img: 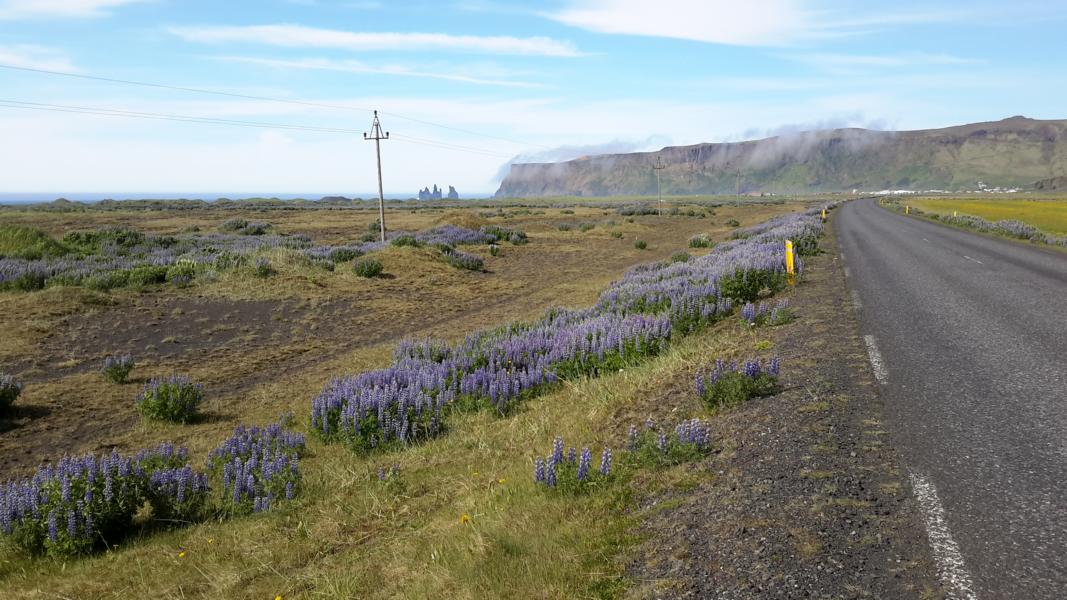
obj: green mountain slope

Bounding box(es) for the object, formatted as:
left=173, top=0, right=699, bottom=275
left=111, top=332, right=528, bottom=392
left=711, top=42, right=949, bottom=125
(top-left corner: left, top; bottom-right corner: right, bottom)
left=495, top=116, right=1067, bottom=197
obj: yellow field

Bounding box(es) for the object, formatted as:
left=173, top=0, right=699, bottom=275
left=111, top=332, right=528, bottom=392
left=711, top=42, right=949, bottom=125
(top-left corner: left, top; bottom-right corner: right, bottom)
left=911, top=198, right=1067, bottom=235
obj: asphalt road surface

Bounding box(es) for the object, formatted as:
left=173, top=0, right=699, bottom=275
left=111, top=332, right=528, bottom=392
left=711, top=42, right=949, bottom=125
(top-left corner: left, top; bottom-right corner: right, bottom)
left=835, top=198, right=1067, bottom=599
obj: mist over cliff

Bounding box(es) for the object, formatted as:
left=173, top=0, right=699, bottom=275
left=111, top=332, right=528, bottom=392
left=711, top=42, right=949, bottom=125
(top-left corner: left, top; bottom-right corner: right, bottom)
left=495, top=117, right=1067, bottom=197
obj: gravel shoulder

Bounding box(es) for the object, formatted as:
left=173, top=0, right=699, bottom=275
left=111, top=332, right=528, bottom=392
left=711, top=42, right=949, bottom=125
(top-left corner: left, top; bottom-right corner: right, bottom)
left=626, top=221, right=946, bottom=598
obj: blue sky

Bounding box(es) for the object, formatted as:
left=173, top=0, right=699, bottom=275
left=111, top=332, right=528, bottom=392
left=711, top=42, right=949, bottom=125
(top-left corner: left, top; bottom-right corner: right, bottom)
left=1, top=0, right=1066, bottom=196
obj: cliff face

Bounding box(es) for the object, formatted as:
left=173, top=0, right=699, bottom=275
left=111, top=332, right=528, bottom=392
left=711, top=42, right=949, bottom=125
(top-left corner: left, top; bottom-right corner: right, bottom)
left=495, top=117, right=1067, bottom=197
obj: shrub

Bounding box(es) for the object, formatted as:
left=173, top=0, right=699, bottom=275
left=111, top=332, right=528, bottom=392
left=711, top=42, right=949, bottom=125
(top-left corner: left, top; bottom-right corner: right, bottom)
left=560, top=209, right=575, bottom=214
left=366, top=220, right=382, bottom=234
left=670, top=251, right=690, bottom=263
left=85, top=270, right=130, bottom=291
left=219, top=218, right=269, bottom=235
left=726, top=219, right=741, bottom=227
left=353, top=258, right=384, bottom=278
left=446, top=250, right=484, bottom=271
left=480, top=225, right=528, bottom=245
left=0, top=225, right=68, bottom=260
left=127, top=265, right=168, bottom=287
left=102, top=355, right=134, bottom=384
left=329, top=247, right=363, bottom=262
left=207, top=420, right=305, bottom=514
left=634, top=240, right=647, bottom=250
left=390, top=235, right=420, bottom=248
left=696, top=357, right=780, bottom=408
left=136, top=375, right=204, bottom=423
left=617, top=205, right=658, bottom=216
left=533, top=437, right=612, bottom=494
left=688, top=233, right=714, bottom=248
left=717, top=267, right=787, bottom=303
left=579, top=222, right=595, bottom=232
left=166, top=260, right=196, bottom=284
left=610, top=231, right=624, bottom=239
left=360, top=232, right=378, bottom=243
left=625, top=418, right=712, bottom=467
left=557, top=223, right=572, bottom=232
left=489, top=244, right=500, bottom=257
left=0, top=373, right=22, bottom=413
left=253, top=257, right=274, bottom=278
left=0, top=444, right=205, bottom=557
left=740, top=299, right=793, bottom=327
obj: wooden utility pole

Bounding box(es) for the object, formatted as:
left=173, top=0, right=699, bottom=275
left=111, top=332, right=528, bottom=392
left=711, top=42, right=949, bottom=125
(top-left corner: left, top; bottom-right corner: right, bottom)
left=652, top=158, right=666, bottom=215
left=364, top=110, right=389, bottom=242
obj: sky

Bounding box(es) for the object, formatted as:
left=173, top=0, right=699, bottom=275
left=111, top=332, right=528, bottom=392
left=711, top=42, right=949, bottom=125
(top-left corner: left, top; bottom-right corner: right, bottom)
left=1, top=0, right=1066, bottom=197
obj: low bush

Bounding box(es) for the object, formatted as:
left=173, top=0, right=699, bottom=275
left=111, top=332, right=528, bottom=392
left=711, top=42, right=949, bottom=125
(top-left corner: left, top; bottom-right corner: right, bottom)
left=634, top=240, right=648, bottom=250
left=688, top=233, right=714, bottom=248
left=557, top=223, right=572, bottom=232
left=390, top=235, right=420, bottom=248
left=446, top=250, right=484, bottom=271
left=740, top=299, right=793, bottom=327
left=579, top=222, right=595, bottom=232
left=489, top=244, right=500, bottom=257
left=0, top=373, right=22, bottom=413
left=533, top=437, right=613, bottom=495
left=0, top=225, right=69, bottom=260
left=625, top=418, right=712, bottom=467
left=136, top=375, right=203, bottom=423
left=253, top=257, right=274, bottom=278
left=0, top=444, right=205, bottom=557
left=207, top=420, right=305, bottom=515
left=670, top=251, right=690, bottom=263
left=610, top=231, right=624, bottom=239
left=102, top=354, right=135, bottom=384
left=219, top=218, right=270, bottom=235
left=353, top=258, right=384, bottom=278
left=726, top=219, right=741, bottom=227
left=127, top=265, right=168, bottom=287
left=696, top=357, right=780, bottom=408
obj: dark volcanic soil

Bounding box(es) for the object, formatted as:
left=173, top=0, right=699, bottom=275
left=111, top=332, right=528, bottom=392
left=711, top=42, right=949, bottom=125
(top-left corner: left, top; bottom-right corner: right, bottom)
left=625, top=226, right=946, bottom=598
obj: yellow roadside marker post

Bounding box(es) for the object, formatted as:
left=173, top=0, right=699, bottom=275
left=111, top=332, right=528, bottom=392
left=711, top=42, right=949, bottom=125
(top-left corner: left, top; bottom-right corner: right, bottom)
left=821, top=208, right=827, bottom=222
left=905, top=205, right=910, bottom=215
left=954, top=210, right=958, bottom=217
left=785, top=240, right=796, bottom=286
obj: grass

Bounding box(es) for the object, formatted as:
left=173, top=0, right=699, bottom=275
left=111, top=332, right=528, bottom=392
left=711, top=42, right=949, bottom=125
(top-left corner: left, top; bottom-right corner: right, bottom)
left=911, top=197, right=1067, bottom=235
left=0, top=199, right=808, bottom=598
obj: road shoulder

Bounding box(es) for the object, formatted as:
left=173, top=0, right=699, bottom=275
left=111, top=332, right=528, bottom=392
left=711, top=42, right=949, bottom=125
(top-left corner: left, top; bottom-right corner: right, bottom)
left=625, top=221, right=946, bottom=598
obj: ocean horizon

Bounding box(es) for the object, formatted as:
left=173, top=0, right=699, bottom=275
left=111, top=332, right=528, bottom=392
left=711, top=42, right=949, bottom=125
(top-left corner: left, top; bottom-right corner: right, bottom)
left=0, top=192, right=495, bottom=204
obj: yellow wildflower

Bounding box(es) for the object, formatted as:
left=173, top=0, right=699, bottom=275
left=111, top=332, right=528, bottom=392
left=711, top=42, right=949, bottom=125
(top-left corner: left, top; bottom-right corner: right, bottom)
left=459, top=514, right=471, bottom=525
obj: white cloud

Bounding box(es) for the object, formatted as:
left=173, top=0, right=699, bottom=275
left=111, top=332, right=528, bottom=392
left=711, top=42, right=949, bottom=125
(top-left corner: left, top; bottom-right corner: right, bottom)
left=0, top=45, right=79, bottom=71
left=550, top=0, right=817, bottom=46
left=548, top=0, right=994, bottom=47
left=170, top=24, right=582, bottom=57
left=213, top=55, right=545, bottom=88
left=0, top=0, right=144, bottom=19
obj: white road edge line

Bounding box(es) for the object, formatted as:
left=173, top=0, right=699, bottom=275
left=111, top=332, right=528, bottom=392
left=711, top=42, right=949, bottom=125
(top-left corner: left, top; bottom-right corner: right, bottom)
left=851, top=289, right=863, bottom=309
left=909, top=472, right=979, bottom=600
left=963, top=255, right=984, bottom=265
left=844, top=266, right=851, bottom=278
left=863, top=334, right=887, bottom=384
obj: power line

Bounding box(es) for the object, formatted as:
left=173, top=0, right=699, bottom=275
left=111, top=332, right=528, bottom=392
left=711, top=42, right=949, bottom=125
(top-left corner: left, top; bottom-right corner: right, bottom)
left=0, top=98, right=516, bottom=158
left=0, top=62, right=550, bottom=150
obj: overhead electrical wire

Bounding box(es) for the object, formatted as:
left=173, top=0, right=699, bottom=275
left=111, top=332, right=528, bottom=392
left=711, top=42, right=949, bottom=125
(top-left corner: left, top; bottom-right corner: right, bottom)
left=0, top=62, right=550, bottom=151
left=0, top=98, right=515, bottom=158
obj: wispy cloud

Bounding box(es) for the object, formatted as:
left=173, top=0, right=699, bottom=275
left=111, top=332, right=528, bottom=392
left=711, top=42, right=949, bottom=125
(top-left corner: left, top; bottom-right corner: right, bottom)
left=213, top=55, right=546, bottom=88
left=0, top=44, right=79, bottom=70
left=548, top=0, right=1000, bottom=47
left=778, top=51, right=982, bottom=75
left=170, top=24, right=582, bottom=57
left=495, top=135, right=670, bottom=179
left=0, top=0, right=145, bottom=19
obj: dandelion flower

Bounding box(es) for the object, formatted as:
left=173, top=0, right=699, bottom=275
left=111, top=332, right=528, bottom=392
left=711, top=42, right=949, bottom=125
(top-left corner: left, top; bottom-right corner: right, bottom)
left=497, top=478, right=506, bottom=485
left=459, top=514, right=471, bottom=525
left=178, top=551, right=186, bottom=558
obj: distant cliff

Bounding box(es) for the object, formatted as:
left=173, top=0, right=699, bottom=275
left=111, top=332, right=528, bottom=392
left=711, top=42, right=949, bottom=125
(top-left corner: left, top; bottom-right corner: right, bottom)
left=495, top=116, right=1067, bottom=197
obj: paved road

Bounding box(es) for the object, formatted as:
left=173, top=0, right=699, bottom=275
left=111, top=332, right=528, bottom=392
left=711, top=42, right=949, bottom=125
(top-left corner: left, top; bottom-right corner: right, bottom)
left=835, top=198, right=1067, bottom=599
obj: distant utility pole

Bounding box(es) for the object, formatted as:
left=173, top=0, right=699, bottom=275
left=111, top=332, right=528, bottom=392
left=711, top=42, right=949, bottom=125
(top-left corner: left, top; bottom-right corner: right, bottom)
left=652, top=158, right=666, bottom=215
left=364, top=110, right=389, bottom=243
left=736, top=169, right=743, bottom=208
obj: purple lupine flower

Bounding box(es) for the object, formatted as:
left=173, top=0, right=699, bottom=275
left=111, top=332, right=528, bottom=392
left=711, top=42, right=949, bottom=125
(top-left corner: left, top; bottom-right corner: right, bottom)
left=741, top=302, right=756, bottom=323
left=534, top=458, right=545, bottom=483
left=47, top=510, right=58, bottom=543
left=552, top=437, right=564, bottom=466
left=567, top=447, right=577, bottom=465
left=769, top=356, right=781, bottom=378
left=627, top=425, right=638, bottom=450
left=658, top=433, right=668, bottom=454
left=600, top=448, right=613, bottom=476
left=577, top=448, right=592, bottom=481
